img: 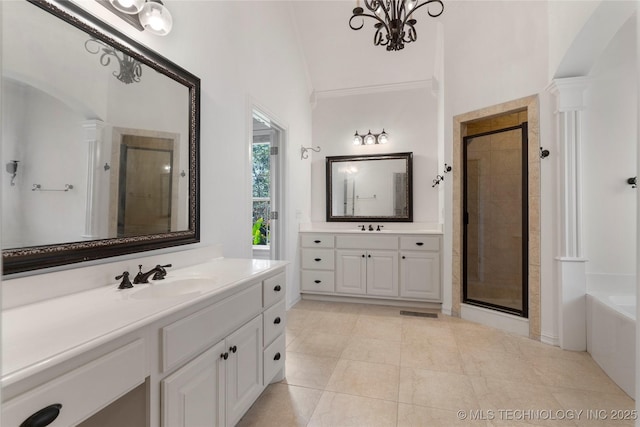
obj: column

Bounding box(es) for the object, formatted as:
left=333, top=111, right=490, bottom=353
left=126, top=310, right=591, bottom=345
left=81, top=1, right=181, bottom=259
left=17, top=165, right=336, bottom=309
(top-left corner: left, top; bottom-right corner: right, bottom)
left=547, top=77, right=590, bottom=350
left=82, top=120, right=105, bottom=240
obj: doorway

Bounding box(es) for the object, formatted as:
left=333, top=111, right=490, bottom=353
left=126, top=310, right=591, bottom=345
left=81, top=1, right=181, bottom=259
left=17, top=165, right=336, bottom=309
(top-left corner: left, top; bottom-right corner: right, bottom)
left=251, top=109, right=283, bottom=260
left=463, top=123, right=529, bottom=317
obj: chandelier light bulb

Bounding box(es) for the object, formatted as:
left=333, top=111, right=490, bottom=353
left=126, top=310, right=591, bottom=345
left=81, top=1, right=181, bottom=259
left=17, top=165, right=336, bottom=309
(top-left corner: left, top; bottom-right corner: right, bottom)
left=110, top=0, right=145, bottom=14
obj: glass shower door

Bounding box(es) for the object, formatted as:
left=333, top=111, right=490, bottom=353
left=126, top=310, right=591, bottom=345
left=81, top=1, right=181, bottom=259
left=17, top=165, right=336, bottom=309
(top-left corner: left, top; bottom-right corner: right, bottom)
left=463, top=124, right=528, bottom=317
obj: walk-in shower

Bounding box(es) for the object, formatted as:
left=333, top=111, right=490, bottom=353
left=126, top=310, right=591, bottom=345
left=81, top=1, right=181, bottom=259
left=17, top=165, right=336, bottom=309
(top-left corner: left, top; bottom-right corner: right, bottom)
left=463, top=123, right=529, bottom=317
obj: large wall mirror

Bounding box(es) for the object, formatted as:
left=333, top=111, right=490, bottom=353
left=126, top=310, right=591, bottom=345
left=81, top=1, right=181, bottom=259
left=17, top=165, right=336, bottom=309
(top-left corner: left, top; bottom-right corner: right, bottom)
left=326, top=152, right=413, bottom=222
left=2, top=0, right=200, bottom=275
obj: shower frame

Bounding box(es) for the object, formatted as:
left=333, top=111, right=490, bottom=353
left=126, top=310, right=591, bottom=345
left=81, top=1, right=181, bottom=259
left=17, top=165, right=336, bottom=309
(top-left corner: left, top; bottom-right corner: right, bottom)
left=462, top=123, right=529, bottom=318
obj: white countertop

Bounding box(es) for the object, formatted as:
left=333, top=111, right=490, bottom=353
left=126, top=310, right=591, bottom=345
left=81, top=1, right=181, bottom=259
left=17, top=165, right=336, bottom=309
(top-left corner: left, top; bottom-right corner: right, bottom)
left=1, top=258, right=287, bottom=388
left=299, top=222, right=443, bottom=235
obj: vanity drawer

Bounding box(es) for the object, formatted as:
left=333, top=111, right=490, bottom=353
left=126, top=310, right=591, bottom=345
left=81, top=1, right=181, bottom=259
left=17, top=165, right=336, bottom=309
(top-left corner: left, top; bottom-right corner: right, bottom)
left=301, top=249, right=335, bottom=270
left=301, top=270, right=335, bottom=293
left=263, top=333, right=286, bottom=385
left=162, top=283, right=262, bottom=372
left=301, top=234, right=334, bottom=248
left=336, top=235, right=398, bottom=250
left=263, top=299, right=286, bottom=347
left=400, top=236, right=440, bottom=251
left=2, top=339, right=146, bottom=427
left=263, top=271, right=286, bottom=308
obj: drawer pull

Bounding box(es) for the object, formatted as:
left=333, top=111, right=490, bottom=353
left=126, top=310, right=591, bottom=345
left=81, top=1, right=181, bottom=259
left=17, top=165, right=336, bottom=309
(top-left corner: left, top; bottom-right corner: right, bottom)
left=314, top=258, right=322, bottom=262
left=20, top=403, right=62, bottom=427
left=220, top=352, right=229, bottom=360
left=274, top=285, right=282, bottom=292
left=274, top=317, right=281, bottom=324
left=314, top=240, right=321, bottom=243
left=314, top=280, right=322, bottom=284
left=229, top=345, right=237, bottom=353
left=416, top=242, right=424, bottom=246
left=273, top=352, right=281, bottom=361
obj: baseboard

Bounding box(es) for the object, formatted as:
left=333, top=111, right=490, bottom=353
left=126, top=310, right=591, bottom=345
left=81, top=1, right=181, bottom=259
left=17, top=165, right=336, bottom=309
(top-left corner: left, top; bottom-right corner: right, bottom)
left=461, top=303, right=529, bottom=337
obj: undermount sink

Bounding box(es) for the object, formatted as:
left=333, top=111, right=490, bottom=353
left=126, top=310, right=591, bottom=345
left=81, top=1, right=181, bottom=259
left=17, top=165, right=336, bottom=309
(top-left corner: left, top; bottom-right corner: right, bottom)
left=130, top=278, right=213, bottom=300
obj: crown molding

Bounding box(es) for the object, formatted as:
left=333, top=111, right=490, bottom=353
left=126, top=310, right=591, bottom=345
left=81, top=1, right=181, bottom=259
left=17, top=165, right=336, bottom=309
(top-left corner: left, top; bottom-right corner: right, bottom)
left=312, top=79, right=433, bottom=100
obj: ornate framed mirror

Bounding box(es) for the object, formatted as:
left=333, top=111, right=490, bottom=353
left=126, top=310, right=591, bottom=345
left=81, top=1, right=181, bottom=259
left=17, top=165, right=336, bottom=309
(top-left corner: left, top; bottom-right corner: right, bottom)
left=326, top=152, right=413, bottom=222
left=2, top=0, right=200, bottom=275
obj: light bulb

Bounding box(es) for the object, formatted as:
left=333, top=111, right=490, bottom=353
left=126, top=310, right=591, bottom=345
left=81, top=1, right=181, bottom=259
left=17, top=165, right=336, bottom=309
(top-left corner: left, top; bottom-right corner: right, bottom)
left=139, top=0, right=173, bottom=36
left=353, top=131, right=363, bottom=145
left=378, top=130, right=389, bottom=144
left=364, top=131, right=376, bottom=145
left=110, top=0, right=145, bottom=14
left=406, top=0, right=418, bottom=12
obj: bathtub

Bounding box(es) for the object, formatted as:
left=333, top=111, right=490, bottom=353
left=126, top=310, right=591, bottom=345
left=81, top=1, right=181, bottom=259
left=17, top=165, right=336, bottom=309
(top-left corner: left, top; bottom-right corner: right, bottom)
left=586, top=292, right=636, bottom=398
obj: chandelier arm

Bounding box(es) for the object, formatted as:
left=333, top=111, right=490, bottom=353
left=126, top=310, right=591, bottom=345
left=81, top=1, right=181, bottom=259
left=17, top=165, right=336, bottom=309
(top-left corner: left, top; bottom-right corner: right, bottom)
left=363, top=0, right=393, bottom=29
left=349, top=10, right=391, bottom=33
left=405, top=0, right=444, bottom=20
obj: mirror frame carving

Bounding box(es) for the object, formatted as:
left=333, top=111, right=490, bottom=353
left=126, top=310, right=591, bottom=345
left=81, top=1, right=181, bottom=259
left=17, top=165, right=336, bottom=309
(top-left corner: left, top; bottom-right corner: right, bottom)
left=326, top=152, right=413, bottom=222
left=3, top=0, right=201, bottom=275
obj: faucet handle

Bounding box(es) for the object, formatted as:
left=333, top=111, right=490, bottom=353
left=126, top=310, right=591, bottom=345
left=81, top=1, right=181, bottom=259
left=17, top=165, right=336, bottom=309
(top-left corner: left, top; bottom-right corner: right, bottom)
left=377, top=225, right=384, bottom=231
left=360, top=225, right=365, bottom=231
left=116, top=271, right=133, bottom=289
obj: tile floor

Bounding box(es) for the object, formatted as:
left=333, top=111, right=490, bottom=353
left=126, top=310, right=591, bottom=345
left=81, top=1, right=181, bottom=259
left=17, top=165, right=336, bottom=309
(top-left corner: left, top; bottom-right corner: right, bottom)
left=237, top=300, right=636, bottom=427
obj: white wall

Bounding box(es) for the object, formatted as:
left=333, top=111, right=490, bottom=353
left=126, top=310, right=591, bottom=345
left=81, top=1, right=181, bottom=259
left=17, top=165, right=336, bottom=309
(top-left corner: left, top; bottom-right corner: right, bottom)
left=310, top=87, right=439, bottom=224
left=583, top=16, right=637, bottom=284
left=439, top=1, right=554, bottom=324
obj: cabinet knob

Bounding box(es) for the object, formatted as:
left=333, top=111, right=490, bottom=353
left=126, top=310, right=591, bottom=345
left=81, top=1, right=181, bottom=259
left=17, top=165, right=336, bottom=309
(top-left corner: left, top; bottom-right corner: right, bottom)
left=314, top=240, right=321, bottom=243
left=20, top=404, right=62, bottom=427
left=361, top=254, right=365, bottom=258
left=274, top=317, right=281, bottom=324
left=274, top=285, right=281, bottom=292
left=220, top=352, right=229, bottom=360
left=367, top=254, right=371, bottom=258
left=314, top=258, right=322, bottom=262
left=314, top=280, right=321, bottom=284
left=229, top=345, right=237, bottom=353
left=402, top=256, right=406, bottom=259
left=416, top=242, right=424, bottom=246
left=274, top=352, right=281, bottom=361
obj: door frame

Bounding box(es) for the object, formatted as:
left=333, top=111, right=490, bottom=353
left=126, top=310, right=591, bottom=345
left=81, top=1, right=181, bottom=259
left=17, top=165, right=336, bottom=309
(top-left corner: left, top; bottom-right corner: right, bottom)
left=248, top=101, right=286, bottom=261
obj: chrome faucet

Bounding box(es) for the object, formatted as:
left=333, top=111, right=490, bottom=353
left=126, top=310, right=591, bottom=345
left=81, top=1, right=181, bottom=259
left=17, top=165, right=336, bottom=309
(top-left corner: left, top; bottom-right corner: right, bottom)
left=133, top=264, right=172, bottom=284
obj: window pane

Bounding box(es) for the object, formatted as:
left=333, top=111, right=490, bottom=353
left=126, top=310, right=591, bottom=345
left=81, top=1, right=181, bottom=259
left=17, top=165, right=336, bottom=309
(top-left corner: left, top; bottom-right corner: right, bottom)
left=252, top=143, right=270, bottom=198
left=252, top=200, right=270, bottom=246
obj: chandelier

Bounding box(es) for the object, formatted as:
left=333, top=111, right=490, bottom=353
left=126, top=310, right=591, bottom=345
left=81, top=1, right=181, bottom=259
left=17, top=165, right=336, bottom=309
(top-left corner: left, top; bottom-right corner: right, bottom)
left=85, top=38, right=142, bottom=84
left=349, top=0, right=444, bottom=51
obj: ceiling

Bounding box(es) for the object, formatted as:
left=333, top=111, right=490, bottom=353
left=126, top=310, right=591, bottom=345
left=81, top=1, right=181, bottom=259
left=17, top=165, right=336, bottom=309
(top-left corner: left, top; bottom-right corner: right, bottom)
left=289, top=1, right=441, bottom=93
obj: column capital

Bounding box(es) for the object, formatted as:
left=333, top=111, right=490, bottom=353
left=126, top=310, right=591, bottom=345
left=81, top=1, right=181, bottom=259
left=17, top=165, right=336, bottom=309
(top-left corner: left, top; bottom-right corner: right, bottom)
left=81, top=119, right=105, bottom=143
left=547, top=77, right=591, bottom=112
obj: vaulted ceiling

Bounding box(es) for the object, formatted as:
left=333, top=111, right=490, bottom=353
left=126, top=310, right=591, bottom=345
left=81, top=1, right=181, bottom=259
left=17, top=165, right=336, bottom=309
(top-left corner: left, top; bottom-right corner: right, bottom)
left=289, top=1, right=441, bottom=93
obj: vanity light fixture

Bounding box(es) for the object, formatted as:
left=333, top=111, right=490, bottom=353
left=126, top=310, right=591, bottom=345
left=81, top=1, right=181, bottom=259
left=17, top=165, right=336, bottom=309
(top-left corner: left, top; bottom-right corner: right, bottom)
left=99, top=0, right=173, bottom=36
left=352, top=129, right=389, bottom=145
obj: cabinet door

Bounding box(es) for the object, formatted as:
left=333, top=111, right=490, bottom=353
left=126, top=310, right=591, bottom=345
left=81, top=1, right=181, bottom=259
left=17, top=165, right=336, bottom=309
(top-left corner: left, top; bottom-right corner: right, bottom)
left=226, top=316, right=263, bottom=427
left=336, top=250, right=366, bottom=294
left=400, top=251, right=441, bottom=300
left=366, top=250, right=399, bottom=297
left=162, top=340, right=226, bottom=427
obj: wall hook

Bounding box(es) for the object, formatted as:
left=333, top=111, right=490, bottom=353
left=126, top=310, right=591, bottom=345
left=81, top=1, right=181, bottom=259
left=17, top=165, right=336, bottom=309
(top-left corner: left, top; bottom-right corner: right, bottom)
left=432, top=175, right=444, bottom=188
left=444, top=163, right=452, bottom=174
left=103, top=162, right=111, bottom=171
left=627, top=177, right=637, bottom=188
left=540, top=147, right=550, bottom=159
left=301, top=145, right=321, bottom=160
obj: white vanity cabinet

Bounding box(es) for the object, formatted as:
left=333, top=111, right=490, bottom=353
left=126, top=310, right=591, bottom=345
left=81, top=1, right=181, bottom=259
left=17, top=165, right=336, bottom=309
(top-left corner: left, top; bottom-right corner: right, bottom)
left=336, top=250, right=398, bottom=296
left=301, top=231, right=442, bottom=303
left=161, top=271, right=286, bottom=427
left=2, top=259, right=287, bottom=427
